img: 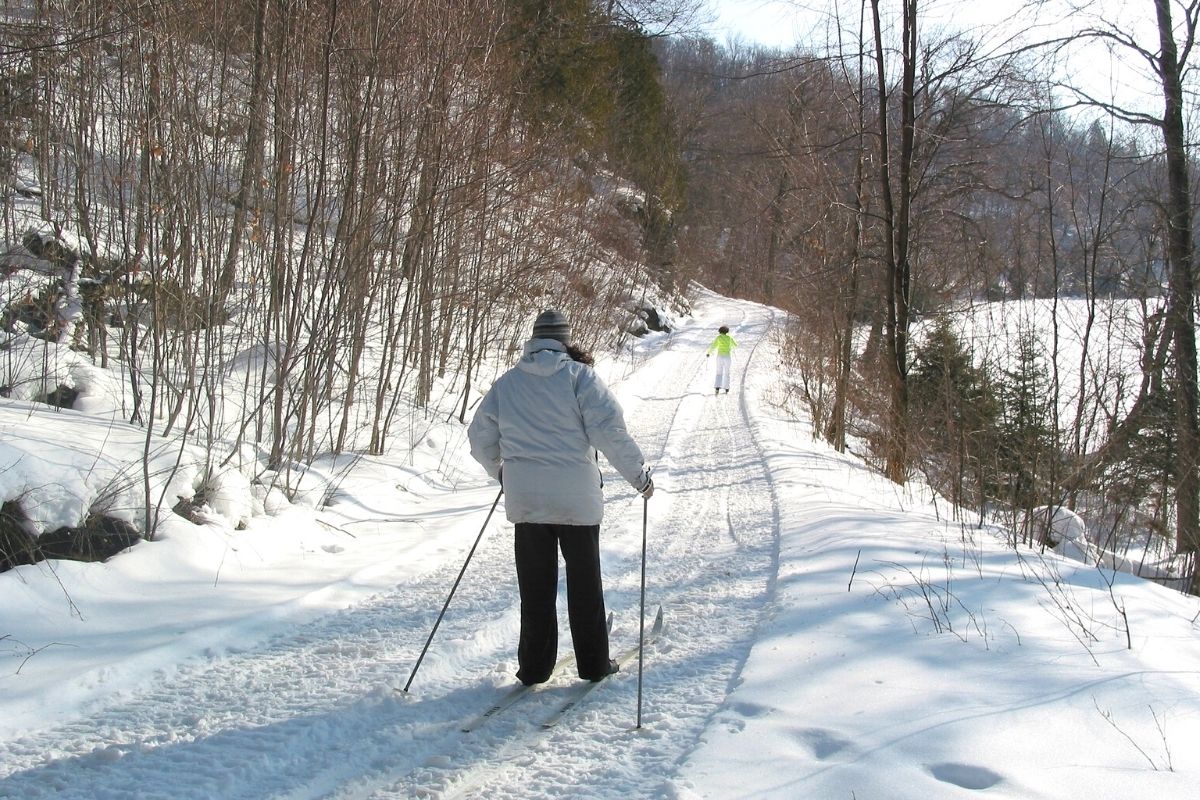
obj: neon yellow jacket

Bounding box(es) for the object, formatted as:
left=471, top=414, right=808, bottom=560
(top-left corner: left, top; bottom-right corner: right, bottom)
left=707, top=333, right=737, bottom=357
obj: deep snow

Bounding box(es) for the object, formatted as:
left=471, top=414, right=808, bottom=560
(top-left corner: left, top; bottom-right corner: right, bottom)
left=2, top=290, right=1199, bottom=799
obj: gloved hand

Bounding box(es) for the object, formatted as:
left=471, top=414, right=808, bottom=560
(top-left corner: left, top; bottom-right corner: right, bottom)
left=640, top=476, right=654, bottom=499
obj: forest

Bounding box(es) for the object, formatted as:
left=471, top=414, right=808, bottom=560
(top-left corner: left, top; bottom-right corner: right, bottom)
left=659, top=1, right=1200, bottom=594
left=1, top=0, right=1198, bottom=594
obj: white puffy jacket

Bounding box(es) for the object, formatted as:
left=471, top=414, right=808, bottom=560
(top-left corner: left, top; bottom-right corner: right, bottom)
left=467, top=339, right=649, bottom=525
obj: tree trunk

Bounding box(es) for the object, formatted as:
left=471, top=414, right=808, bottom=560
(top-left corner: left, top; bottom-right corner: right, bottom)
left=829, top=3, right=870, bottom=454
left=217, top=0, right=271, bottom=303
left=870, top=0, right=917, bottom=484
left=1153, top=0, right=1200, bottom=592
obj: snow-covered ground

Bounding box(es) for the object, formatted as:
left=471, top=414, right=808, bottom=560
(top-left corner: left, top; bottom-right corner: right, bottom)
left=2, top=290, right=1199, bottom=799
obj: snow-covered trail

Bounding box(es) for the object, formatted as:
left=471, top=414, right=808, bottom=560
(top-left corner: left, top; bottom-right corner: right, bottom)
left=0, top=294, right=781, bottom=799
left=365, top=296, right=783, bottom=800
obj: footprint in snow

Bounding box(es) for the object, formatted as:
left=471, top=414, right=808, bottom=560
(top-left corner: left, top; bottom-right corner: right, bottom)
left=793, top=727, right=854, bottom=760
left=927, top=762, right=1004, bottom=790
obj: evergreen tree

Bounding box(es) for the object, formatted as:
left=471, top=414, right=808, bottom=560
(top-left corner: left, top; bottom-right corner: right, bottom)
left=909, top=317, right=999, bottom=510
left=994, top=330, right=1058, bottom=513
left=504, top=2, right=684, bottom=273
left=507, top=0, right=612, bottom=146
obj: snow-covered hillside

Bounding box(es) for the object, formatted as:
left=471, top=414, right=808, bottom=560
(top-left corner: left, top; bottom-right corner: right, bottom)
left=2, top=290, right=1199, bottom=799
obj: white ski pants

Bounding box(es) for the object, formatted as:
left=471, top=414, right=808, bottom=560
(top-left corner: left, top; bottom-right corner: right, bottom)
left=712, top=355, right=732, bottom=390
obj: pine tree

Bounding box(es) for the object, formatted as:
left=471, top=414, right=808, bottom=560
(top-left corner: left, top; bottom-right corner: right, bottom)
left=909, top=317, right=999, bottom=510
left=504, top=2, right=683, bottom=274
left=994, top=330, right=1058, bottom=516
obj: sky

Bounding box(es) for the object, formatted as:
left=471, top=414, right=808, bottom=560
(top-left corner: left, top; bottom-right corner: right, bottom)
left=2, top=289, right=1198, bottom=798
left=705, top=0, right=1139, bottom=49
left=703, top=0, right=1167, bottom=117
left=703, top=0, right=808, bottom=47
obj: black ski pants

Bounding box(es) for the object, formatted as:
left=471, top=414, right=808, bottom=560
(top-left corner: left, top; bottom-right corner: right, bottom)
left=513, top=522, right=610, bottom=683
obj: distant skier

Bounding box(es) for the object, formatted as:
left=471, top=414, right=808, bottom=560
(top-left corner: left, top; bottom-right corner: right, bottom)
left=706, top=325, right=738, bottom=394
left=467, top=309, right=654, bottom=686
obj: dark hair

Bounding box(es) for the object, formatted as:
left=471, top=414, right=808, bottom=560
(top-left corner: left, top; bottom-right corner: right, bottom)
left=566, top=343, right=594, bottom=366
left=719, top=326, right=729, bottom=334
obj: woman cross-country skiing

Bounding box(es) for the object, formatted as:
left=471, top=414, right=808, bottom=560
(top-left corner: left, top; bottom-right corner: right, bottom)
left=706, top=325, right=738, bottom=394
left=467, top=309, right=654, bottom=685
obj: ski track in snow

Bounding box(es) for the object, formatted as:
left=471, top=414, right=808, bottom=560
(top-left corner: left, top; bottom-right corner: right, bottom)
left=0, top=296, right=781, bottom=800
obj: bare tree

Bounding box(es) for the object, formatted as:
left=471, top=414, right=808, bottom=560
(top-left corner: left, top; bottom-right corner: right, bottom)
left=868, top=0, right=917, bottom=483
left=1034, top=0, right=1200, bottom=590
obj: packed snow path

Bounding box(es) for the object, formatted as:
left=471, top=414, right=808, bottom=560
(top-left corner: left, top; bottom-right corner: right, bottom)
left=0, top=295, right=782, bottom=799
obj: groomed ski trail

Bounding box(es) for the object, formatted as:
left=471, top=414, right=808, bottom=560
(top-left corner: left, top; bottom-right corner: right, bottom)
left=365, top=293, right=783, bottom=799
left=0, top=293, right=782, bottom=800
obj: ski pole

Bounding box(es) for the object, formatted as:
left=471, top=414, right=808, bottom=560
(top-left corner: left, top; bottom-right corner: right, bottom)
left=403, top=487, right=503, bottom=693
left=636, top=486, right=649, bottom=728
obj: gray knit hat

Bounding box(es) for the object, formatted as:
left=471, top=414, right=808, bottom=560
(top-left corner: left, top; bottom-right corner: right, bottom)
left=532, top=309, right=571, bottom=344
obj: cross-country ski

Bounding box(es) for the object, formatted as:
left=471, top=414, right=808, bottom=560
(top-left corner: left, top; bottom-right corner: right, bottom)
left=540, top=605, right=664, bottom=729
left=458, top=613, right=614, bottom=733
